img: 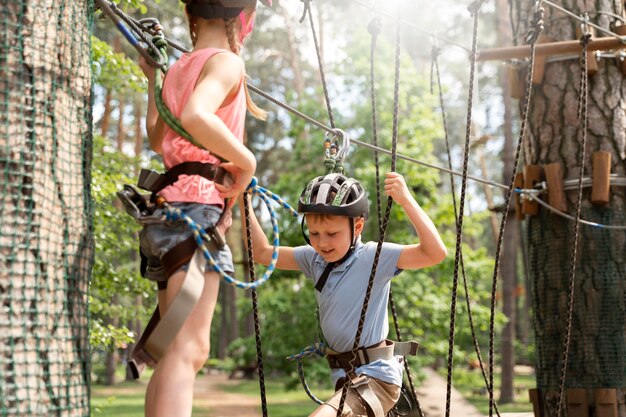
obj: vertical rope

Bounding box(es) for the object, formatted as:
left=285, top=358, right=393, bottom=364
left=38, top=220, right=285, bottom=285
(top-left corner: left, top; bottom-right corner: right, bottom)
left=300, top=0, right=336, bottom=128
left=369, top=9, right=423, bottom=417
left=432, top=45, right=501, bottom=417
left=486, top=4, right=543, bottom=414
left=555, top=32, right=591, bottom=417
left=444, top=2, right=486, bottom=416
left=335, top=3, right=402, bottom=416
left=243, top=196, right=269, bottom=417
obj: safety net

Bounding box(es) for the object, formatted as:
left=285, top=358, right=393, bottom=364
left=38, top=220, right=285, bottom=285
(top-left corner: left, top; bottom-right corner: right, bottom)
left=528, top=206, right=626, bottom=390
left=0, top=1, right=93, bottom=415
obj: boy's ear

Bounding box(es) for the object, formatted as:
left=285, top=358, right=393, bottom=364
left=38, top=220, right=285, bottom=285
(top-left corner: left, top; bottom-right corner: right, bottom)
left=354, top=217, right=365, bottom=235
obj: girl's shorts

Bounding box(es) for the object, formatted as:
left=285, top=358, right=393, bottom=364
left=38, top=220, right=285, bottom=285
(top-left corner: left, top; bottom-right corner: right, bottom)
left=139, top=202, right=234, bottom=286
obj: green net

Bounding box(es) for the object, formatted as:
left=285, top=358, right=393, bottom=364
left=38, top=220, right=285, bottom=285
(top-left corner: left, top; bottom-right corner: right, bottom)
left=0, top=1, right=93, bottom=415
left=528, top=206, right=626, bottom=390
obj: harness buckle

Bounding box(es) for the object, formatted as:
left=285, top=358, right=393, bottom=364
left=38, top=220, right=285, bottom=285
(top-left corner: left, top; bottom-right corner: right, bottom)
left=117, top=185, right=161, bottom=224
left=137, top=168, right=166, bottom=192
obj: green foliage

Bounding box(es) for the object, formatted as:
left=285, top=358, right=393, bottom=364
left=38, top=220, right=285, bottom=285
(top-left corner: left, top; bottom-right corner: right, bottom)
left=92, top=36, right=147, bottom=94
left=90, top=134, right=154, bottom=350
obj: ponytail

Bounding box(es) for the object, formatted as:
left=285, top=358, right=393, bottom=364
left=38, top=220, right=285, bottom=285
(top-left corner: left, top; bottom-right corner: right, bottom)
left=225, top=17, right=267, bottom=121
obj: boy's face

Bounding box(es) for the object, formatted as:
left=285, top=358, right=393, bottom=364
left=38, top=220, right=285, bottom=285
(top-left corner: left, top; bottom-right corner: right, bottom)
left=305, top=214, right=364, bottom=263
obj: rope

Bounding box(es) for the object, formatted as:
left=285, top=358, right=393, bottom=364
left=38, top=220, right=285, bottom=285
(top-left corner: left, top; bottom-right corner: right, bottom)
left=161, top=178, right=297, bottom=290
left=431, top=43, right=501, bottom=417
left=335, top=3, right=402, bottom=415
left=97, top=0, right=626, bottom=232
left=445, top=2, right=487, bottom=416
left=300, top=0, right=337, bottom=129
left=350, top=0, right=472, bottom=52
left=243, top=195, right=269, bottom=417
left=369, top=10, right=424, bottom=417
left=286, top=343, right=327, bottom=405
left=485, top=4, right=544, bottom=415
left=95, top=0, right=167, bottom=68
left=555, top=31, right=591, bottom=417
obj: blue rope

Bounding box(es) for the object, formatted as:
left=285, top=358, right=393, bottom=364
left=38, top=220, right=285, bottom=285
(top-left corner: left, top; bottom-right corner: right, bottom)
left=163, top=178, right=297, bottom=290
left=286, top=343, right=327, bottom=405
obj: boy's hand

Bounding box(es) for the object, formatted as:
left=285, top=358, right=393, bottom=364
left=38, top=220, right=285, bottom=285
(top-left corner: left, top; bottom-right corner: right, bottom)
left=384, top=172, right=412, bottom=206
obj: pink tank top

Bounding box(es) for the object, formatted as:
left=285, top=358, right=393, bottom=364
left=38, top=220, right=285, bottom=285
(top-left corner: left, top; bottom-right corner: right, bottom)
left=158, top=48, right=246, bottom=206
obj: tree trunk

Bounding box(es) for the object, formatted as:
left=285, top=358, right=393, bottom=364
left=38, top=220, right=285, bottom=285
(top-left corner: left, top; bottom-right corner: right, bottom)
left=0, top=1, right=92, bottom=415
left=516, top=1, right=626, bottom=415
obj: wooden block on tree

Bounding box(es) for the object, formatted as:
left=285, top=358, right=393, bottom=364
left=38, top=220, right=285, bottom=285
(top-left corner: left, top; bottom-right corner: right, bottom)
left=507, top=65, right=524, bottom=99
left=615, top=26, right=626, bottom=76
left=544, top=163, right=567, bottom=213
left=529, top=388, right=543, bottom=417
left=591, top=151, right=611, bottom=205
left=532, top=35, right=553, bottom=84
left=594, top=389, right=618, bottom=417
left=567, top=388, right=589, bottom=417
left=523, top=165, right=542, bottom=216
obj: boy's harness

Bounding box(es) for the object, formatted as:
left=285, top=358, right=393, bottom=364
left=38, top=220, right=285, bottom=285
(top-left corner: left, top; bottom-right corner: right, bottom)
left=287, top=339, right=419, bottom=417
left=325, top=339, right=419, bottom=370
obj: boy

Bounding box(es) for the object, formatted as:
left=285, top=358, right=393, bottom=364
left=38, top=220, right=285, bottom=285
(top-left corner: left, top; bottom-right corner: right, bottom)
left=239, top=172, right=447, bottom=417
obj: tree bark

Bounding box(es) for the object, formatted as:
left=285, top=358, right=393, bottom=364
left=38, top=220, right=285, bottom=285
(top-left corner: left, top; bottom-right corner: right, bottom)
left=516, top=1, right=626, bottom=415
left=0, top=1, right=92, bottom=415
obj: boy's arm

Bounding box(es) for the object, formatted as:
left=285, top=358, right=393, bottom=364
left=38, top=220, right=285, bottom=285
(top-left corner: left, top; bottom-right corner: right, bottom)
left=238, top=194, right=301, bottom=271
left=385, top=172, right=448, bottom=270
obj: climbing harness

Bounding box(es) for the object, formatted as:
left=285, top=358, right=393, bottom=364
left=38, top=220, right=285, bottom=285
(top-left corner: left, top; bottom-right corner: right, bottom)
left=99, top=5, right=295, bottom=400
left=286, top=341, right=419, bottom=414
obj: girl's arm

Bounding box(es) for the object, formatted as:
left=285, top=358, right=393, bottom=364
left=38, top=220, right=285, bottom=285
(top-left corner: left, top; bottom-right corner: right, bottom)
left=180, top=53, right=256, bottom=198
left=238, top=194, right=300, bottom=270
left=139, top=57, right=165, bottom=154
left=385, top=172, right=448, bottom=270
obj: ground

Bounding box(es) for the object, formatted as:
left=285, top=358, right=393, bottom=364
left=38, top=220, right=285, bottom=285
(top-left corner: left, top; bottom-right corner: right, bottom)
left=190, top=368, right=534, bottom=417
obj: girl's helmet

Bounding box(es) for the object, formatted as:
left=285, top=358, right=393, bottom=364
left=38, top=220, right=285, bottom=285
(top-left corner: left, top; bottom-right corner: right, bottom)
left=298, top=173, right=369, bottom=219
left=182, top=0, right=272, bottom=20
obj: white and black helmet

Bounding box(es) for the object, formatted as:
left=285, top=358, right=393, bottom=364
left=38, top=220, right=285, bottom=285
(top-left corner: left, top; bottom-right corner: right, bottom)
left=298, top=173, right=369, bottom=219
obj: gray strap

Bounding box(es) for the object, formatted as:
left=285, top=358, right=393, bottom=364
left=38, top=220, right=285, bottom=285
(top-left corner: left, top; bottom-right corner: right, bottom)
left=129, top=249, right=205, bottom=377
left=145, top=248, right=205, bottom=358
left=351, top=376, right=385, bottom=417
left=357, top=340, right=419, bottom=364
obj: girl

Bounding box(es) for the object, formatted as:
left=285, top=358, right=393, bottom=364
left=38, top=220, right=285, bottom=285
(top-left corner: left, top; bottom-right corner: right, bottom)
left=138, top=1, right=269, bottom=416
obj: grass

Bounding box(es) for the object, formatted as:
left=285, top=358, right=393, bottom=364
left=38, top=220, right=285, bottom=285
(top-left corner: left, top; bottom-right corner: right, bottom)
left=219, top=378, right=335, bottom=417
left=90, top=370, right=330, bottom=417
left=91, top=371, right=212, bottom=417
left=91, top=367, right=536, bottom=416
left=447, top=367, right=535, bottom=414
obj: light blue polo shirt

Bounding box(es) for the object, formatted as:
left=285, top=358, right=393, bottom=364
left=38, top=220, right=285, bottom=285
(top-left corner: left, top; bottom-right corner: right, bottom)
left=294, top=240, right=405, bottom=387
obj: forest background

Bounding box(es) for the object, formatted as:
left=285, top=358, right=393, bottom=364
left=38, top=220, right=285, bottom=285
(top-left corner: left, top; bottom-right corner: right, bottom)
left=90, top=0, right=528, bottom=401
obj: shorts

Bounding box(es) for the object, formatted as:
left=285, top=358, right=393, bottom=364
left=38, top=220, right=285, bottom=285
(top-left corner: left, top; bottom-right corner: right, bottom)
left=324, top=376, right=401, bottom=417
left=138, top=202, right=234, bottom=284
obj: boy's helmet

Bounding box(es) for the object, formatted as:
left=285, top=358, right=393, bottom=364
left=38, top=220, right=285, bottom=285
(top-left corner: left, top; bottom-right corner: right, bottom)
left=182, top=0, right=271, bottom=19
left=298, top=173, right=369, bottom=219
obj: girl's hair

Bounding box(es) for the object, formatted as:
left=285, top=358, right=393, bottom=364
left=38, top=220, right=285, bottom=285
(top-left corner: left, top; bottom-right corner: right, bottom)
left=224, top=15, right=267, bottom=121
left=186, top=2, right=267, bottom=121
